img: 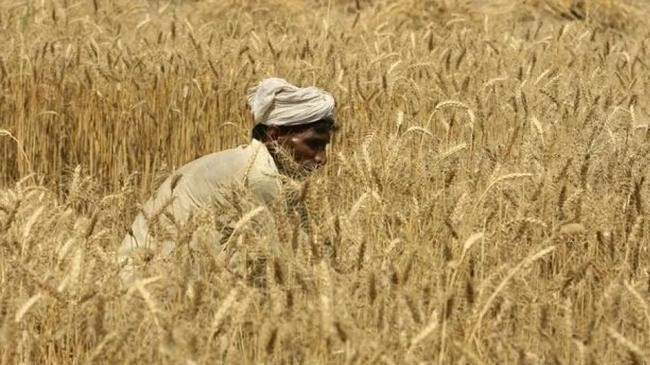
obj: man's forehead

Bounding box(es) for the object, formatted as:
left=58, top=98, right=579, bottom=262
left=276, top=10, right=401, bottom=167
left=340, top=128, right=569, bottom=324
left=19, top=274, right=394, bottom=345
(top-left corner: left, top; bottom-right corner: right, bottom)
left=306, top=127, right=332, bottom=139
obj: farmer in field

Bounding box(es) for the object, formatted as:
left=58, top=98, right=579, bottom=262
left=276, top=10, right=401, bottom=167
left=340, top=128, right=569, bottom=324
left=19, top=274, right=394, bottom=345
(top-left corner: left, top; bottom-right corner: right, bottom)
left=118, top=78, right=336, bottom=283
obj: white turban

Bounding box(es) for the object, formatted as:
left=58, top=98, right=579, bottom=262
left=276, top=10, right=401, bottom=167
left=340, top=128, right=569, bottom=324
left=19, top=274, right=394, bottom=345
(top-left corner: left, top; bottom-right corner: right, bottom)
left=247, top=78, right=335, bottom=127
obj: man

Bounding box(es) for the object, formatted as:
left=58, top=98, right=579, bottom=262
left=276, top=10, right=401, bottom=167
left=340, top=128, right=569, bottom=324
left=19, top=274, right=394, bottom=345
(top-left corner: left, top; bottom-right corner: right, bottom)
left=118, top=77, right=336, bottom=283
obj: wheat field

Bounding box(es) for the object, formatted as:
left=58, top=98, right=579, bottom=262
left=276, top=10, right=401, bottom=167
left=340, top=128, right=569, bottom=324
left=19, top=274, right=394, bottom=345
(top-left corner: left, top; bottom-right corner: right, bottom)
left=2, top=0, right=650, bottom=363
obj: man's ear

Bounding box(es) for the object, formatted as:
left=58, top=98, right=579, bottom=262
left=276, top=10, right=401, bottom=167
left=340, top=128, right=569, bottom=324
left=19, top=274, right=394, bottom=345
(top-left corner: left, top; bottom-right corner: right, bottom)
left=266, top=126, right=281, bottom=141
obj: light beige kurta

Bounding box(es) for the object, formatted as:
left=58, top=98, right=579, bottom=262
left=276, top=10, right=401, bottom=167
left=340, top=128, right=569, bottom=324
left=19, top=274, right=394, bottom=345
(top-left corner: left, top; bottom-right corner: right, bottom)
left=118, top=139, right=280, bottom=283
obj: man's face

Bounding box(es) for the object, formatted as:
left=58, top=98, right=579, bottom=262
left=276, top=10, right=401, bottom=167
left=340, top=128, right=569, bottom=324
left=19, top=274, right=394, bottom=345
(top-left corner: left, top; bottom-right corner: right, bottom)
left=268, top=125, right=332, bottom=175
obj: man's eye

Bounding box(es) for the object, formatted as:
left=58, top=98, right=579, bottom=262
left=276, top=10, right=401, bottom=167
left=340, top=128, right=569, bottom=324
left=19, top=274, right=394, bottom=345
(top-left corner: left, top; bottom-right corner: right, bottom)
left=309, top=141, right=326, bottom=149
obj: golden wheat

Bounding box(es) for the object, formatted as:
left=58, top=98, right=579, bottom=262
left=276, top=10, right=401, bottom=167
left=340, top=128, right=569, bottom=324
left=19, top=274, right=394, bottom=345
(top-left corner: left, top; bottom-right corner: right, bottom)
left=2, top=0, right=650, bottom=363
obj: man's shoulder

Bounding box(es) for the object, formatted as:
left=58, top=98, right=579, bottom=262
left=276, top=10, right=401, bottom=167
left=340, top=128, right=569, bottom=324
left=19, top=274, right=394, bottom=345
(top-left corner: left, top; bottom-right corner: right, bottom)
left=177, top=141, right=267, bottom=179
left=184, top=143, right=250, bottom=167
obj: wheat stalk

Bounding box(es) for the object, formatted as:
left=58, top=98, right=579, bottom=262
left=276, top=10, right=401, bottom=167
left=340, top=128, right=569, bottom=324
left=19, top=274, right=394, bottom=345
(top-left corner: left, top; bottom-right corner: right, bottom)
left=468, top=245, right=556, bottom=341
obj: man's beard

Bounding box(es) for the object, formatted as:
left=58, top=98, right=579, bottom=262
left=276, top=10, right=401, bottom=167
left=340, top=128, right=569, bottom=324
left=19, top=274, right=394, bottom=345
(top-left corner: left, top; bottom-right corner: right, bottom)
left=270, top=145, right=317, bottom=179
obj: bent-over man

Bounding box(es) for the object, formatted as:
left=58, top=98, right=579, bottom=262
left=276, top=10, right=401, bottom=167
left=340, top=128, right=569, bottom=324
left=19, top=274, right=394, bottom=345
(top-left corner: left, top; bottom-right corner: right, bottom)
left=118, top=78, right=337, bottom=283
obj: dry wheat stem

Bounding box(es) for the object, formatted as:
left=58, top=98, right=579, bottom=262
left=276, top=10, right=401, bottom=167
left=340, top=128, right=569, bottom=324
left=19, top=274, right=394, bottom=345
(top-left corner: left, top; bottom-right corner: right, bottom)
left=467, top=245, right=556, bottom=341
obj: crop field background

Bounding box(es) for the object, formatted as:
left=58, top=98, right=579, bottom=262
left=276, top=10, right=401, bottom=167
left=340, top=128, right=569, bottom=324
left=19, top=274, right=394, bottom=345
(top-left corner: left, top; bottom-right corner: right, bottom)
left=2, top=0, right=650, bottom=363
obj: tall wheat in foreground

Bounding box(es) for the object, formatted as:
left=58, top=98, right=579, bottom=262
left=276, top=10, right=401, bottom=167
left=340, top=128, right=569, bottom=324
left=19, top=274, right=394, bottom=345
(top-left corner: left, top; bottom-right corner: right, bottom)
left=1, top=0, right=650, bottom=363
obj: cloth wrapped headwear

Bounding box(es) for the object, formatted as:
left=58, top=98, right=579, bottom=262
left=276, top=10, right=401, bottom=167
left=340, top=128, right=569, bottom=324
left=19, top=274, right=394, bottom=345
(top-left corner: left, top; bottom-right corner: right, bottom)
left=247, top=78, right=335, bottom=127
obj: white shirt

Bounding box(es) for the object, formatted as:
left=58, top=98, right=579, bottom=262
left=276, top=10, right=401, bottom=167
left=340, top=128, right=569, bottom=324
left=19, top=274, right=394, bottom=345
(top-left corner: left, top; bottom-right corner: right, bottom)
left=118, top=139, right=280, bottom=283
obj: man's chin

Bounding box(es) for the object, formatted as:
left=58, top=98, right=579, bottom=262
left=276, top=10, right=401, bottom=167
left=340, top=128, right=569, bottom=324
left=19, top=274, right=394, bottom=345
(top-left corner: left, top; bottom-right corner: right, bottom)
left=279, top=163, right=319, bottom=179
left=292, top=167, right=317, bottom=179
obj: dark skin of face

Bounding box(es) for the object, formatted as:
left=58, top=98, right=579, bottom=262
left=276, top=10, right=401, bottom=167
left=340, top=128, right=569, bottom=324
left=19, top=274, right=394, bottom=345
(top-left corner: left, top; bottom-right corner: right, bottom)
left=264, top=125, right=333, bottom=173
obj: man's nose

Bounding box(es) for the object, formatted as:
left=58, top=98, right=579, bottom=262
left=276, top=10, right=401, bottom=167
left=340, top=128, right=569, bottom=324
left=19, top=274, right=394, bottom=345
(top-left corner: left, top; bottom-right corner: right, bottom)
left=314, top=150, right=327, bottom=166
